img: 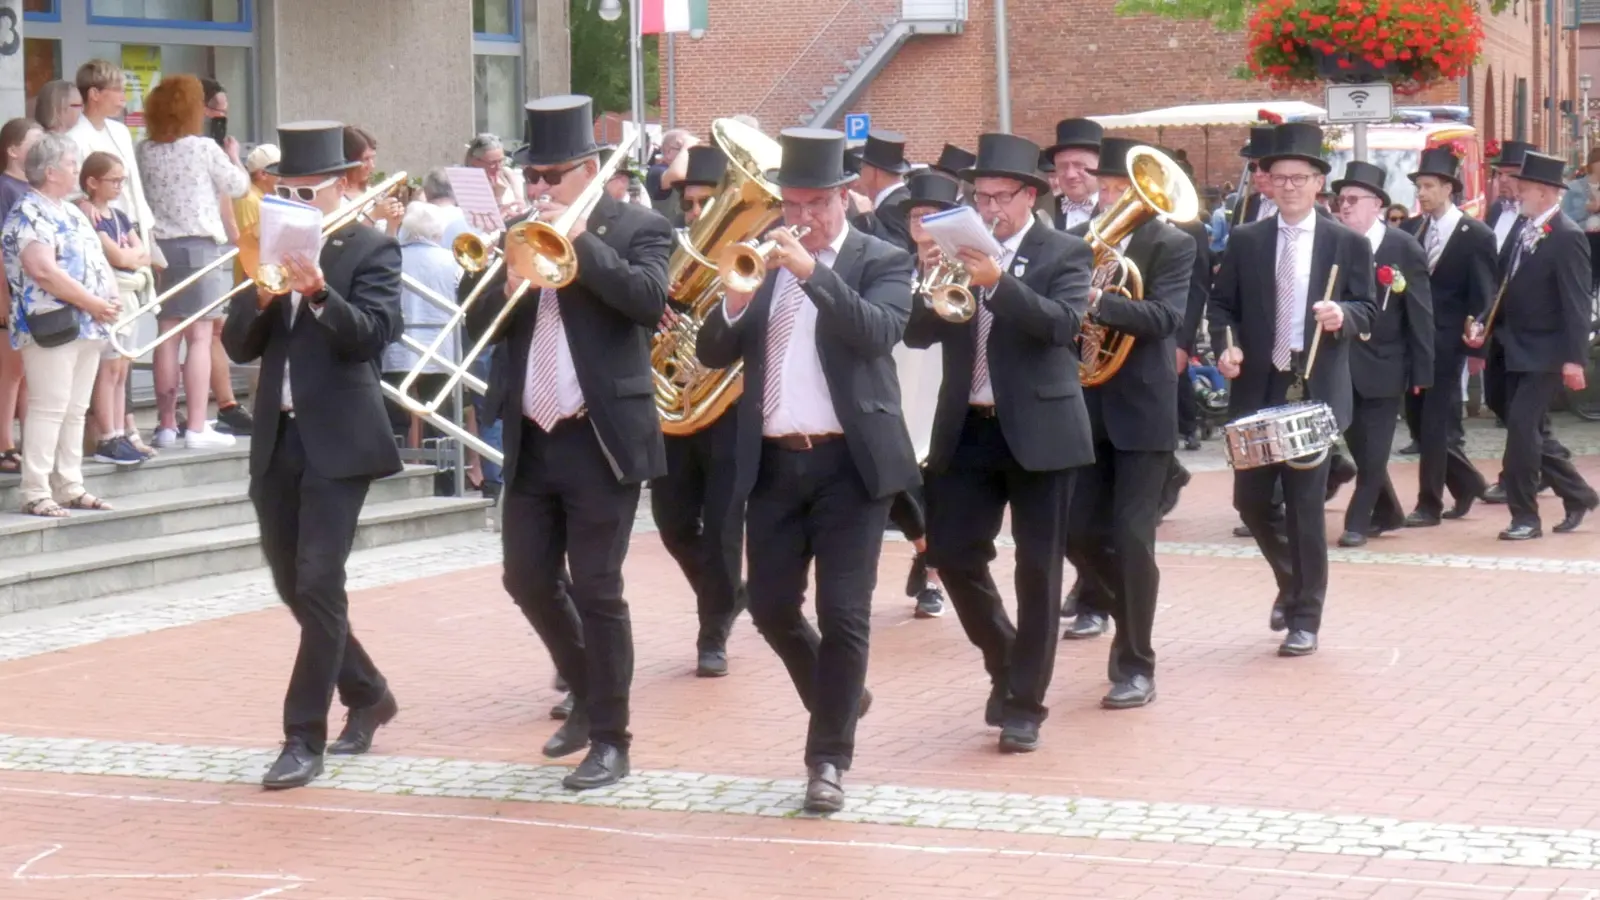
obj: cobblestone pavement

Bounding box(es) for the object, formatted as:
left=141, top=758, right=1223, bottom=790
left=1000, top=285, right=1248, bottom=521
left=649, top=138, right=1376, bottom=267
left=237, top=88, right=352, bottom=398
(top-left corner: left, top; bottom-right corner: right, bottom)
left=2, top=415, right=1600, bottom=897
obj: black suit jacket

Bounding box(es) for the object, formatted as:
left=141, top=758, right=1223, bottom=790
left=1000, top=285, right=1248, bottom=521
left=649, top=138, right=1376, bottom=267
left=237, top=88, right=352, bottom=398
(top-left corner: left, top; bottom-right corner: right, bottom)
left=696, top=226, right=920, bottom=501
left=1065, top=217, right=1194, bottom=451
left=1405, top=211, right=1495, bottom=358
left=464, top=193, right=672, bottom=484
left=222, top=223, right=404, bottom=481
left=905, top=221, right=1096, bottom=472
left=1208, top=214, right=1378, bottom=429
left=1351, top=226, right=1434, bottom=398
left=1175, top=218, right=1212, bottom=354
left=851, top=185, right=913, bottom=255
left=1497, top=211, right=1591, bottom=373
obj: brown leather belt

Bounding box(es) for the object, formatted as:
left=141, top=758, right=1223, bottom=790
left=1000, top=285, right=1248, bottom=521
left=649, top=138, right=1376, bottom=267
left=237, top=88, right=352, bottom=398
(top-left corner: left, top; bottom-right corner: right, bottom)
left=968, top=405, right=998, bottom=419
left=764, top=432, right=844, bottom=451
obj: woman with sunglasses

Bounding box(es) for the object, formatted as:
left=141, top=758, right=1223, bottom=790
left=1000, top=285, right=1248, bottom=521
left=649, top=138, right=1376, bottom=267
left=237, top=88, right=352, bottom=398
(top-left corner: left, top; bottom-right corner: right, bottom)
left=1385, top=203, right=1410, bottom=227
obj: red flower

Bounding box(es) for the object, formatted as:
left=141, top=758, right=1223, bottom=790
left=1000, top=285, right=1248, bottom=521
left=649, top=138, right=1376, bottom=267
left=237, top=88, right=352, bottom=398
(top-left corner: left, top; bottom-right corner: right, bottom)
left=1377, top=265, right=1395, bottom=286
left=1543, top=223, right=1553, bottom=236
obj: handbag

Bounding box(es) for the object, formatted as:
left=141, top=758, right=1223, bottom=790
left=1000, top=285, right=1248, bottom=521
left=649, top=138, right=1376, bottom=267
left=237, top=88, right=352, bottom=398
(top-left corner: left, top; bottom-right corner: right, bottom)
left=24, top=303, right=81, bottom=349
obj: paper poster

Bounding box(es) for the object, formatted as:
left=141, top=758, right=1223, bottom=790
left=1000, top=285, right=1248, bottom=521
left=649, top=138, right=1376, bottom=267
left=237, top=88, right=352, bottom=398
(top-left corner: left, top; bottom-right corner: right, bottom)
left=444, top=166, right=505, bottom=236
left=121, top=45, right=160, bottom=143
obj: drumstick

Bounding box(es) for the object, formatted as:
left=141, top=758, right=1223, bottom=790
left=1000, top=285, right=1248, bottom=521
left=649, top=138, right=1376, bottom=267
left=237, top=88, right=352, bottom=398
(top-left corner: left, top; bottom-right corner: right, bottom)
left=1302, top=263, right=1339, bottom=385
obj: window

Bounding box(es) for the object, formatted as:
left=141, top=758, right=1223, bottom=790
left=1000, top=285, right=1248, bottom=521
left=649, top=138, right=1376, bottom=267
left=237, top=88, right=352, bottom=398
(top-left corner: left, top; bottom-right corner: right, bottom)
left=23, top=0, right=60, bottom=21
left=1515, top=77, right=1529, bottom=142
left=24, top=38, right=62, bottom=100
left=475, top=54, right=522, bottom=144
left=87, top=41, right=254, bottom=142
left=473, top=0, right=518, bottom=39
left=88, top=0, right=251, bottom=30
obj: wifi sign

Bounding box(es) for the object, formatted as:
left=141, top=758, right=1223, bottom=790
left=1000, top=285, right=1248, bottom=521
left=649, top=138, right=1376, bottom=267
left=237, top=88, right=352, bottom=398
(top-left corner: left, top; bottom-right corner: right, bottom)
left=1348, top=89, right=1372, bottom=108
left=1327, top=83, right=1393, bottom=123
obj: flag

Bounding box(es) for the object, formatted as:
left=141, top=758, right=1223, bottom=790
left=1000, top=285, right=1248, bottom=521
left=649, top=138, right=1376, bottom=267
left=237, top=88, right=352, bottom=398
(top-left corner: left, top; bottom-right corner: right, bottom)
left=640, top=0, right=708, bottom=34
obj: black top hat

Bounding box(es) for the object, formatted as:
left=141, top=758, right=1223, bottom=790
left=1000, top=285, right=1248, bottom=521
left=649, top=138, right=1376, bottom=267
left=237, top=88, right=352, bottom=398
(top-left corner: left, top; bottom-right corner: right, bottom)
left=1260, top=122, right=1330, bottom=174
left=1493, top=140, right=1536, bottom=169
left=1407, top=146, right=1462, bottom=192
left=1038, top=149, right=1055, bottom=174
left=1089, top=137, right=1142, bottom=179
left=848, top=130, right=912, bottom=175
left=1514, top=151, right=1568, bottom=190
left=1331, top=160, right=1391, bottom=206
left=1043, top=118, right=1103, bottom=159
left=960, top=133, right=1049, bottom=193
left=842, top=145, right=863, bottom=176
left=1240, top=126, right=1275, bottom=160
left=681, top=145, right=728, bottom=188
left=268, top=121, right=359, bottom=177
left=931, top=144, right=977, bottom=177
left=767, top=128, right=857, bottom=189
left=513, top=94, right=601, bottom=167
left=892, top=171, right=961, bottom=220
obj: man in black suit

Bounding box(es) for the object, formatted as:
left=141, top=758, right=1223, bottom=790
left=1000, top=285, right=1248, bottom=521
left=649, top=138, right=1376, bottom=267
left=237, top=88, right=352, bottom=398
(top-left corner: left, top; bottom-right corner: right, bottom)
left=1480, top=141, right=1537, bottom=505
left=696, top=127, right=919, bottom=814
left=1329, top=161, right=1434, bottom=547
left=1466, top=151, right=1599, bottom=539
left=1234, top=127, right=1278, bottom=227
left=1402, top=149, right=1492, bottom=526
left=222, top=121, right=405, bottom=790
left=1210, top=122, right=1376, bottom=657
left=847, top=130, right=913, bottom=251
left=466, top=95, right=671, bottom=790
left=906, top=133, right=1094, bottom=751
left=1060, top=138, right=1194, bottom=709
left=1045, top=118, right=1102, bottom=231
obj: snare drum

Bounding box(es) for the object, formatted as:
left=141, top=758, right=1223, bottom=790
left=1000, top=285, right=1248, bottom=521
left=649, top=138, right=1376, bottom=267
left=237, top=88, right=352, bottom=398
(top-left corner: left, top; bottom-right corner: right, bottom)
left=1223, top=400, right=1339, bottom=470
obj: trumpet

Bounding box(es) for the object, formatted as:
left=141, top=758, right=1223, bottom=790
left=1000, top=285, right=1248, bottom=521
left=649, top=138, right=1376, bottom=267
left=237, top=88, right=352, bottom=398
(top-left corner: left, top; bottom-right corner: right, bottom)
left=917, top=252, right=976, bottom=323
left=715, top=225, right=810, bottom=294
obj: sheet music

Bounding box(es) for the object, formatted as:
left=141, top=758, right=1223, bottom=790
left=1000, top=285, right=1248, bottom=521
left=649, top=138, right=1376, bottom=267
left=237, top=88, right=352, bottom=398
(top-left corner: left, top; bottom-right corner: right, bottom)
left=445, top=166, right=506, bottom=235
left=258, top=196, right=323, bottom=269
left=919, top=206, right=1003, bottom=260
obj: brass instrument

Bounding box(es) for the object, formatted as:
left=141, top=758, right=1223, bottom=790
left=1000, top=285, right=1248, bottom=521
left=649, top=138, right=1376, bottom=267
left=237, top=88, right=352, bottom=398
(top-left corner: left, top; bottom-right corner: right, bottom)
left=452, top=230, right=500, bottom=273
left=916, top=255, right=975, bottom=323
left=111, top=172, right=410, bottom=357
left=717, top=225, right=810, bottom=294
left=653, top=118, right=784, bottom=437
left=1079, top=146, right=1199, bottom=387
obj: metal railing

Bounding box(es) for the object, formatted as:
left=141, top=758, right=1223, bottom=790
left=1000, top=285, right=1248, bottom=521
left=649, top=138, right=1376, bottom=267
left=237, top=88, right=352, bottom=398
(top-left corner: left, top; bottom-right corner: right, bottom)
left=751, top=0, right=901, bottom=128
left=900, top=0, right=967, bottom=18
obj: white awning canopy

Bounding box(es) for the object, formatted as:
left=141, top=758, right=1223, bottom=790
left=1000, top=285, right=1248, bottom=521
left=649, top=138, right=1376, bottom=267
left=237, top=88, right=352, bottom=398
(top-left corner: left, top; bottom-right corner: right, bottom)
left=1089, top=101, right=1328, bottom=130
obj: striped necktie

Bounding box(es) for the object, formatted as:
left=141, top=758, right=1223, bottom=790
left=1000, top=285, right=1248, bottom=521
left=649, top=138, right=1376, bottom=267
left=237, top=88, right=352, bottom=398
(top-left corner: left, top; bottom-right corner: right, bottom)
left=1272, top=225, right=1300, bottom=371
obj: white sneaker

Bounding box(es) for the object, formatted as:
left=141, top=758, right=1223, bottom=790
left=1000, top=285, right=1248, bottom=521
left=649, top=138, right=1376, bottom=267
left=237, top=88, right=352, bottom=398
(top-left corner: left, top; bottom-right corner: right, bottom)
left=153, top=427, right=180, bottom=448
left=184, top=426, right=236, bottom=449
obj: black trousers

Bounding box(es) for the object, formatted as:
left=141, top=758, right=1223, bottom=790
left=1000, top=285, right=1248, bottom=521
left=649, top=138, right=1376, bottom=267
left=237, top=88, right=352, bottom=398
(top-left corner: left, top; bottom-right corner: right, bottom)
left=1403, top=389, right=1423, bottom=445
left=887, top=486, right=927, bottom=542
left=925, top=412, right=1074, bottom=726
left=1342, top=392, right=1405, bottom=534
left=503, top=417, right=641, bottom=750
left=251, top=418, right=386, bottom=753
left=1485, top=338, right=1507, bottom=423
left=650, top=412, right=743, bottom=652
left=745, top=439, right=889, bottom=771
left=1502, top=371, right=1598, bottom=527
left=1176, top=370, right=1198, bottom=438
left=1416, top=342, right=1487, bottom=518
left=1064, top=445, right=1168, bottom=680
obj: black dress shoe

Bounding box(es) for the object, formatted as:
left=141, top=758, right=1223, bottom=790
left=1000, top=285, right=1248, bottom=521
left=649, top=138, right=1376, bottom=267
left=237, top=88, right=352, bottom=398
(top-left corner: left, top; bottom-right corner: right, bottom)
left=1482, top=483, right=1507, bottom=504
left=913, top=585, right=946, bottom=618
left=1337, top=530, right=1367, bottom=548
left=550, top=691, right=574, bottom=720
left=1269, top=600, right=1287, bottom=633
left=984, top=682, right=1007, bottom=727
left=696, top=648, right=729, bottom=678
left=1233, top=523, right=1254, bottom=538
left=328, top=690, right=399, bottom=755
left=1063, top=611, right=1108, bottom=639
left=905, top=552, right=928, bottom=597
left=1441, top=495, right=1476, bottom=519
left=1325, top=460, right=1357, bottom=501
left=1158, top=465, right=1191, bottom=517
left=1102, top=674, right=1156, bottom=709
left=804, top=763, right=845, bottom=813
left=1404, top=510, right=1441, bottom=528
left=1398, top=441, right=1420, bottom=455
left=998, top=720, right=1040, bottom=753
left=1498, top=523, right=1542, bottom=541
left=1554, top=504, right=1594, bottom=534
left=262, top=739, right=323, bottom=790
left=542, top=704, right=590, bottom=758
left=1277, top=629, right=1318, bottom=657
left=562, top=742, right=629, bottom=790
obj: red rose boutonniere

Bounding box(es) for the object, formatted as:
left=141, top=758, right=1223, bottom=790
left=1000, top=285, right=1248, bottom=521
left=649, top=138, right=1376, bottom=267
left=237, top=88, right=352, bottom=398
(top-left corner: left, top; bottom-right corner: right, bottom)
left=1375, top=265, right=1406, bottom=314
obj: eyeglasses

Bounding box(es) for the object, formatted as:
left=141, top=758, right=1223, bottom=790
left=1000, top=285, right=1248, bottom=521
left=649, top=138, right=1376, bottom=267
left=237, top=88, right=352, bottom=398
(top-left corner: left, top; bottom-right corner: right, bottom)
left=1337, top=194, right=1376, bottom=207
left=973, top=187, right=1025, bottom=207
left=1387, top=213, right=1407, bottom=223
left=524, top=163, right=581, bottom=186
left=1269, top=173, right=1316, bottom=188
left=95, top=176, right=127, bottom=186
left=780, top=196, right=836, bottom=218
left=274, top=175, right=341, bottom=203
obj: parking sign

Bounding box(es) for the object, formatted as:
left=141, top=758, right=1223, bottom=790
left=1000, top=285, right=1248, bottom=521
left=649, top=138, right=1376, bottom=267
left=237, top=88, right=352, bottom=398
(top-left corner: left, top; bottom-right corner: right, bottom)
left=844, top=113, right=871, bottom=141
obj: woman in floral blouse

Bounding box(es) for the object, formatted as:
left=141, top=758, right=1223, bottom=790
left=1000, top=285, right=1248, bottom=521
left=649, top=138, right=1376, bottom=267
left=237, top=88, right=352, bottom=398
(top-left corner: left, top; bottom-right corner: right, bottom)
left=0, top=133, right=121, bottom=517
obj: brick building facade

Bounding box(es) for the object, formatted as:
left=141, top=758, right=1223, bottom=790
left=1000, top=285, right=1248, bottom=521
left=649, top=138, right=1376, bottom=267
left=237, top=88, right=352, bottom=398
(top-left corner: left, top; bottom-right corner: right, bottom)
left=664, top=0, right=1577, bottom=191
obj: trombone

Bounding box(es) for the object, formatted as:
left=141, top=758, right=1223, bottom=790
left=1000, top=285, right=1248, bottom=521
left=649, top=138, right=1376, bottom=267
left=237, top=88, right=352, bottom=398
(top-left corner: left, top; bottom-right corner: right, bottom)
left=109, top=172, right=411, bottom=358
left=715, top=225, right=810, bottom=294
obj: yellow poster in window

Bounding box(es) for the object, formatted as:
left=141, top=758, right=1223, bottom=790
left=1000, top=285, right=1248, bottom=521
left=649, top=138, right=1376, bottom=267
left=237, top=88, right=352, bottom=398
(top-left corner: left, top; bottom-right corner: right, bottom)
left=121, top=45, right=161, bottom=143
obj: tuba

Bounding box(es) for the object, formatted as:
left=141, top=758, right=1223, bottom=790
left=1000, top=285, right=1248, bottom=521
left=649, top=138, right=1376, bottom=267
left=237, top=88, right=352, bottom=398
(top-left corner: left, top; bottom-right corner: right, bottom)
left=653, top=118, right=784, bottom=436
left=1078, top=146, right=1199, bottom=387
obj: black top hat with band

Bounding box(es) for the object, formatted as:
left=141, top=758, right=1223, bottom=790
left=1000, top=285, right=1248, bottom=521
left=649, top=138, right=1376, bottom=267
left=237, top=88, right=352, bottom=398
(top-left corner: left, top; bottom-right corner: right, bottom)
left=847, top=130, right=912, bottom=175
left=1240, top=126, right=1275, bottom=160
left=931, top=143, right=977, bottom=177
left=681, top=145, right=728, bottom=188
left=892, top=171, right=961, bottom=220
left=1089, top=137, right=1142, bottom=179
left=1043, top=117, right=1103, bottom=159
left=1407, top=146, right=1462, bottom=192
left=1331, top=160, right=1391, bottom=206
left=960, top=133, right=1049, bottom=193
left=1514, top=151, right=1568, bottom=190
left=766, top=128, right=857, bottom=189
left=513, top=94, right=601, bottom=167
left=268, top=121, right=360, bottom=177
left=1260, top=122, right=1330, bottom=174
left=1493, top=140, right=1536, bottom=169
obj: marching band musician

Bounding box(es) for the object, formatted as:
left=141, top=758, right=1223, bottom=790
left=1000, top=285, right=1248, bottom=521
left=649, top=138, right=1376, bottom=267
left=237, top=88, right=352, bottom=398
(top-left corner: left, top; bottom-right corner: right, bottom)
left=848, top=130, right=914, bottom=250
left=650, top=143, right=748, bottom=677
left=220, top=121, right=404, bottom=790
left=1045, top=118, right=1102, bottom=231
left=906, top=133, right=1095, bottom=752
left=1210, top=122, right=1375, bottom=658
left=1235, top=127, right=1277, bottom=226
left=466, top=95, right=671, bottom=790
left=1062, top=136, right=1195, bottom=710
left=1329, top=160, right=1433, bottom=548
left=695, top=127, right=920, bottom=814
left=929, top=144, right=978, bottom=204
left=1465, top=151, right=1600, bottom=540
left=1402, top=148, right=1492, bottom=527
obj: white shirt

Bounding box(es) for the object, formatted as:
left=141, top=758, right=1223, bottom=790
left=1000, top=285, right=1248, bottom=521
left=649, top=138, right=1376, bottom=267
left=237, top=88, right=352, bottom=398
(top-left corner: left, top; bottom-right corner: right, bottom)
left=1278, top=211, right=1315, bottom=352
left=66, top=116, right=153, bottom=232
left=873, top=182, right=902, bottom=210
left=1365, top=218, right=1387, bottom=255
left=970, top=216, right=1034, bottom=404
left=523, top=286, right=585, bottom=422
left=282, top=292, right=327, bottom=412
left=1256, top=197, right=1279, bottom=221
left=1060, top=192, right=1098, bottom=230
left=1425, top=203, right=1463, bottom=259
left=1492, top=202, right=1519, bottom=251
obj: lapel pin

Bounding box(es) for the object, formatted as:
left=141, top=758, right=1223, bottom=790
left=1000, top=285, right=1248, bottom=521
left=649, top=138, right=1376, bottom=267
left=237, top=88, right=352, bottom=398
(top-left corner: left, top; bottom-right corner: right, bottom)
left=596, top=224, right=608, bottom=236
left=1013, top=264, right=1026, bottom=276
left=331, top=239, right=344, bottom=247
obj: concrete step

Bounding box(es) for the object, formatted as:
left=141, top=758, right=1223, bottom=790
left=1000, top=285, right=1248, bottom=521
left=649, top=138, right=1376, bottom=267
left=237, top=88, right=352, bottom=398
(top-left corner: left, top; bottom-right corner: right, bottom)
left=0, top=465, right=437, bottom=557
left=0, top=442, right=253, bottom=511
left=0, top=493, right=492, bottom=615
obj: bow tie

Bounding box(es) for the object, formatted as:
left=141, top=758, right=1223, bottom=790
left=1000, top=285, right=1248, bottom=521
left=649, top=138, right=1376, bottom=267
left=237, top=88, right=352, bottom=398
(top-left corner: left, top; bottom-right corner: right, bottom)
left=1061, top=198, right=1094, bottom=215
left=1500, top=200, right=1519, bottom=214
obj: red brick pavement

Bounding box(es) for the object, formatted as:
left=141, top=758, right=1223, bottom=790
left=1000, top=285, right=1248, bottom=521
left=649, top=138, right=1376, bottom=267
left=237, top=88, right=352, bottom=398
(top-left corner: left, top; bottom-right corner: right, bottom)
left=2, top=772, right=1594, bottom=900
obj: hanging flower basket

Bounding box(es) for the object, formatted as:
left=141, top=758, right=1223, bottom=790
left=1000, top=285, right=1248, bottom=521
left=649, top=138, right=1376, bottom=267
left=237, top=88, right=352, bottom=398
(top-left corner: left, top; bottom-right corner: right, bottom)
left=1246, top=0, right=1486, bottom=94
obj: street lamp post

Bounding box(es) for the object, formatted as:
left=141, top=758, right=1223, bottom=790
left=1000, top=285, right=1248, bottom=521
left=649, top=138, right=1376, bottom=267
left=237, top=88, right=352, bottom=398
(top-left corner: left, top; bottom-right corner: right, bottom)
left=1582, top=73, right=1594, bottom=163
left=595, top=0, right=645, bottom=164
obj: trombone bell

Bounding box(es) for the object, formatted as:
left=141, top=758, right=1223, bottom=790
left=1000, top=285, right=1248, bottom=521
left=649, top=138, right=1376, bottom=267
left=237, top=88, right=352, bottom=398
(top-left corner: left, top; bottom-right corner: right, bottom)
left=452, top=232, right=498, bottom=273
left=257, top=263, right=290, bottom=296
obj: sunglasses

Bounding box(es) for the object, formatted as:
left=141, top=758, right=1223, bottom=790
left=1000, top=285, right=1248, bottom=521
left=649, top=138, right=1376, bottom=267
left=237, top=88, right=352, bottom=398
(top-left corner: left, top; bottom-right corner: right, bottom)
left=1387, top=213, right=1406, bottom=222
left=680, top=197, right=709, bottom=214
left=524, top=163, right=581, bottom=187
left=274, top=175, right=341, bottom=203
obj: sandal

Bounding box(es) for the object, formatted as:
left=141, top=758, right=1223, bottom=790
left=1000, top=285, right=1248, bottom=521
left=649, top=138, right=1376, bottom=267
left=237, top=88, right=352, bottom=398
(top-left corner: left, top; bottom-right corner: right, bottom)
left=22, top=498, right=68, bottom=518
left=0, top=450, right=19, bottom=474
left=62, top=492, right=113, bottom=511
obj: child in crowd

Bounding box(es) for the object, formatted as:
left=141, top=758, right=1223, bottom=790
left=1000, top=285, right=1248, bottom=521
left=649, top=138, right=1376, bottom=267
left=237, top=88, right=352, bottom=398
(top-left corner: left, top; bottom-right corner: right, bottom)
left=79, top=151, right=153, bottom=465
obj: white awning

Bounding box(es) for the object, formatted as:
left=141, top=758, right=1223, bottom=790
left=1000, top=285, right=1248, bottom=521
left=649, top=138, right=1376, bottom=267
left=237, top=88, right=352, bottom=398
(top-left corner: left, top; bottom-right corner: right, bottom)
left=1089, top=101, right=1328, bottom=130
